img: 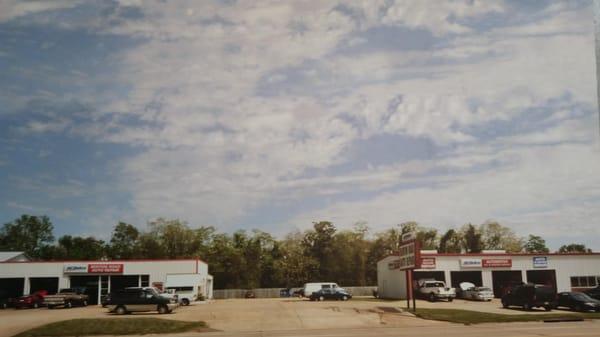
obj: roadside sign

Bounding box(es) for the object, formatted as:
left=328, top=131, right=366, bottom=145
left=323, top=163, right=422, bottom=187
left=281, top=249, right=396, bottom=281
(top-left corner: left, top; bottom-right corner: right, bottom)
left=398, top=240, right=421, bottom=270
left=401, top=231, right=416, bottom=242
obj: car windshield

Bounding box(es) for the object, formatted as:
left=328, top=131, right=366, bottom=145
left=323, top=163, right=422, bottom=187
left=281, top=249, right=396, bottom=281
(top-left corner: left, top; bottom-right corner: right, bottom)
left=573, top=293, right=594, bottom=301
left=427, top=282, right=445, bottom=287
left=476, top=287, right=491, bottom=292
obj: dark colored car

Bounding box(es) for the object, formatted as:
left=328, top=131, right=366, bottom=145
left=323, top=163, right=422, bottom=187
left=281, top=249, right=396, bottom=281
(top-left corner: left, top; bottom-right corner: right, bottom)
left=106, top=288, right=177, bottom=315
left=309, top=288, right=352, bottom=301
left=556, top=292, right=600, bottom=312
left=502, top=284, right=555, bottom=311
left=584, top=286, right=600, bottom=300
left=13, top=290, right=48, bottom=309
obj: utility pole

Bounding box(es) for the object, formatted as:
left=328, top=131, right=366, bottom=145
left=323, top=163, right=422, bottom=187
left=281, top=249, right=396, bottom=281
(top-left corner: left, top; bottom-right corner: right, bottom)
left=595, top=0, right=600, bottom=135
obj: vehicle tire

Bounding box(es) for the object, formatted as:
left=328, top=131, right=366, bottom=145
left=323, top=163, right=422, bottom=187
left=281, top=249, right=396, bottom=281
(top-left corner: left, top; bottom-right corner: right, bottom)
left=158, top=305, right=169, bottom=314
left=65, top=301, right=72, bottom=309
left=1, top=303, right=6, bottom=309
left=502, top=300, right=509, bottom=308
left=115, top=306, right=127, bottom=315
left=181, top=298, right=190, bottom=306
left=523, top=303, right=531, bottom=311
left=429, top=293, right=436, bottom=302
left=544, top=305, right=551, bottom=312
left=342, top=296, right=348, bottom=301
left=33, top=302, right=39, bottom=309
left=48, top=305, right=55, bottom=309
left=319, top=296, right=325, bottom=302
left=82, top=300, right=88, bottom=307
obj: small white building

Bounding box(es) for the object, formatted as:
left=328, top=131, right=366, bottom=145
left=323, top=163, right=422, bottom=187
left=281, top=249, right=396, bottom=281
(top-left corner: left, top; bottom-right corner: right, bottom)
left=378, top=251, right=600, bottom=299
left=0, top=255, right=213, bottom=304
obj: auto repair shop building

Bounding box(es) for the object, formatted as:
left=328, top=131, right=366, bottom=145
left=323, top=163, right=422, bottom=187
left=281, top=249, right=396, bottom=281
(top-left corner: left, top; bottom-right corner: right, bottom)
left=0, top=253, right=213, bottom=305
left=377, top=251, right=600, bottom=299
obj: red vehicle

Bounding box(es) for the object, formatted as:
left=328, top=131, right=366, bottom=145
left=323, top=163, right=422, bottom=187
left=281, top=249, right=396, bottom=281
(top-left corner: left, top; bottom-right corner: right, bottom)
left=13, top=290, right=48, bottom=309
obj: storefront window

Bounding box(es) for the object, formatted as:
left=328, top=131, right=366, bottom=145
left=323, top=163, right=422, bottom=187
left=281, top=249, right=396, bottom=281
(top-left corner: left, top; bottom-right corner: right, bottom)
left=141, top=275, right=149, bottom=287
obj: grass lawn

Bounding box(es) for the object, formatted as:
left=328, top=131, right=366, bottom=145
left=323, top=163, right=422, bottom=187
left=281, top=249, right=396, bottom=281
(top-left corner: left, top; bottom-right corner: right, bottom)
left=411, top=308, right=600, bottom=324
left=13, top=318, right=207, bottom=337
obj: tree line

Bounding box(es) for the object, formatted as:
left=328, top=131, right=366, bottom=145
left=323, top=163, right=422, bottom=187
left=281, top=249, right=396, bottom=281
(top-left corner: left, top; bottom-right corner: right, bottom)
left=0, top=215, right=593, bottom=289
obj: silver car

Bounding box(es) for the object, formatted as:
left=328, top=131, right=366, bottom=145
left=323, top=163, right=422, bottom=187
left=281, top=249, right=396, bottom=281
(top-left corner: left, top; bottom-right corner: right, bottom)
left=458, top=282, right=494, bottom=301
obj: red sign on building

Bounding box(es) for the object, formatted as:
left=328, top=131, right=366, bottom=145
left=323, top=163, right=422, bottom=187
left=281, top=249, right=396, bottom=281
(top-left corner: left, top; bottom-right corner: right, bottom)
left=482, top=258, right=512, bottom=268
left=88, top=263, right=124, bottom=274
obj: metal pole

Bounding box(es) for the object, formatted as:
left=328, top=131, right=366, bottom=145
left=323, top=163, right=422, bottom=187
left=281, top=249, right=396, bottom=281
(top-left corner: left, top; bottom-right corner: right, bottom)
left=406, top=269, right=410, bottom=310
left=595, top=0, right=600, bottom=135
left=411, top=269, right=416, bottom=312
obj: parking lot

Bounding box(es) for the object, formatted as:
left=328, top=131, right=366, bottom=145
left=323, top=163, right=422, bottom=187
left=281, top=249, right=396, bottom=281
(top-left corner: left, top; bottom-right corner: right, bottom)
left=0, top=298, right=446, bottom=336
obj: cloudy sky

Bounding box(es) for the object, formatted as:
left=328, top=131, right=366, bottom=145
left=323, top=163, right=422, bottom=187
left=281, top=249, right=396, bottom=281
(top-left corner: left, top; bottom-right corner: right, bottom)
left=0, top=0, right=598, bottom=250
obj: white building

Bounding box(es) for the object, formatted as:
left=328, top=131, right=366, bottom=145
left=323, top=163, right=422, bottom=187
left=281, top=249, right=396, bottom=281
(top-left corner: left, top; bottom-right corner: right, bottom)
left=0, top=256, right=213, bottom=304
left=378, top=251, right=600, bottom=299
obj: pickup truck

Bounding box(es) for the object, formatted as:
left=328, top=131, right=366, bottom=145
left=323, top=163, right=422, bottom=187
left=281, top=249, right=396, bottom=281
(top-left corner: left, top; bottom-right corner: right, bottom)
left=416, top=279, right=456, bottom=302
left=44, top=288, right=89, bottom=309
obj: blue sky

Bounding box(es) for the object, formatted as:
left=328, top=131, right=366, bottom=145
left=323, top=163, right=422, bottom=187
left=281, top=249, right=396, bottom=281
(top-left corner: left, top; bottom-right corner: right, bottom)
left=0, top=0, right=598, bottom=250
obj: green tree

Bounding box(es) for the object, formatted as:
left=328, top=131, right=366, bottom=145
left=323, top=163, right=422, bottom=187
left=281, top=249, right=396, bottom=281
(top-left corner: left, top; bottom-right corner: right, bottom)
left=523, top=235, right=549, bottom=253
left=0, top=215, right=55, bottom=257
left=303, top=221, right=337, bottom=281
left=148, top=218, right=198, bottom=258
left=365, top=228, right=401, bottom=284
left=558, top=243, right=592, bottom=253
left=480, top=221, right=523, bottom=253
left=438, top=229, right=462, bottom=253
left=109, top=222, right=140, bottom=259
left=275, top=231, right=319, bottom=287
left=56, top=235, right=107, bottom=260
left=398, top=221, right=438, bottom=249
left=461, top=223, right=483, bottom=253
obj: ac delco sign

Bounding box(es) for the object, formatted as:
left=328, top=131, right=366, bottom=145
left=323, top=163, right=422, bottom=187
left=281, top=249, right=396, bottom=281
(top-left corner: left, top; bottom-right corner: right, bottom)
left=64, top=263, right=124, bottom=274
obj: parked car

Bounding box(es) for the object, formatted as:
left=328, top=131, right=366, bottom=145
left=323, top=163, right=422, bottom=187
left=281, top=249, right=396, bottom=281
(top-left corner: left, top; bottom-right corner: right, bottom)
left=457, top=282, right=493, bottom=301
left=126, top=287, right=178, bottom=304
left=302, top=282, right=340, bottom=297
left=165, top=274, right=206, bottom=305
left=501, top=284, right=555, bottom=311
left=13, top=290, right=48, bottom=309
left=293, top=288, right=304, bottom=297
left=309, top=288, right=352, bottom=301
left=416, top=279, right=456, bottom=302
left=244, top=290, right=256, bottom=298
left=555, top=292, right=600, bottom=312
left=107, top=287, right=177, bottom=315
left=584, top=286, right=600, bottom=300
left=44, top=288, right=89, bottom=309
left=0, top=290, right=10, bottom=309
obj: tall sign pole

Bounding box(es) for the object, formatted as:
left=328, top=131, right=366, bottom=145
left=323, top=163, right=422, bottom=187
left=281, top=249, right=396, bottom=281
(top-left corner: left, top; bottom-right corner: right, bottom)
left=399, top=232, right=420, bottom=313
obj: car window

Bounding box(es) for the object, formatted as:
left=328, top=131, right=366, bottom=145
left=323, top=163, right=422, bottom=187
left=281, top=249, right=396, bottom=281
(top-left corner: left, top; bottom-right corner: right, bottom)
left=322, top=285, right=331, bottom=289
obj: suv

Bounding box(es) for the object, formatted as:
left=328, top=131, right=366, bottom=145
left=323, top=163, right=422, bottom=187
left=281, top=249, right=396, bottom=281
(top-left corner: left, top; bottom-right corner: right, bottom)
left=107, top=288, right=177, bottom=315
left=584, top=286, right=600, bottom=300
left=416, top=279, right=456, bottom=302
left=501, top=283, right=555, bottom=311
left=44, top=288, right=89, bottom=309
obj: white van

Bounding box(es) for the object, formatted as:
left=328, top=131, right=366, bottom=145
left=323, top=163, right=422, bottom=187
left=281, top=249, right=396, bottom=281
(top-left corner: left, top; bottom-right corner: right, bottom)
left=302, top=283, right=340, bottom=297
left=165, top=274, right=205, bottom=306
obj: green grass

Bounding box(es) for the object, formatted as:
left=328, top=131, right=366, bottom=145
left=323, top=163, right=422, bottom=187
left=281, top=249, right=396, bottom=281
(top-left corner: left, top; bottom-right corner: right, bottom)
left=13, top=318, right=207, bottom=337
left=411, top=308, right=600, bottom=324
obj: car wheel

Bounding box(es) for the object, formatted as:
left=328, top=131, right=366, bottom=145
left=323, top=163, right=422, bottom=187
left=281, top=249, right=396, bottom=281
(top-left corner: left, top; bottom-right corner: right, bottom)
left=65, top=302, right=72, bottom=309
left=181, top=298, right=190, bottom=306
left=523, top=303, right=531, bottom=311
left=82, top=300, right=88, bottom=307
left=502, top=300, right=508, bottom=308
left=429, top=293, right=436, bottom=302
left=48, top=305, right=55, bottom=309
left=33, top=302, right=39, bottom=309
left=342, top=296, right=348, bottom=301
left=1, top=303, right=6, bottom=310
left=158, top=305, right=169, bottom=314
left=319, top=296, right=325, bottom=302
left=115, top=306, right=127, bottom=315
left=544, top=305, right=551, bottom=312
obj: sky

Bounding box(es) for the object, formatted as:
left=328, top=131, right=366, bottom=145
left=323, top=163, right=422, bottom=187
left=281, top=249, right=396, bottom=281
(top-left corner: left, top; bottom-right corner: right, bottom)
left=0, top=0, right=599, bottom=250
